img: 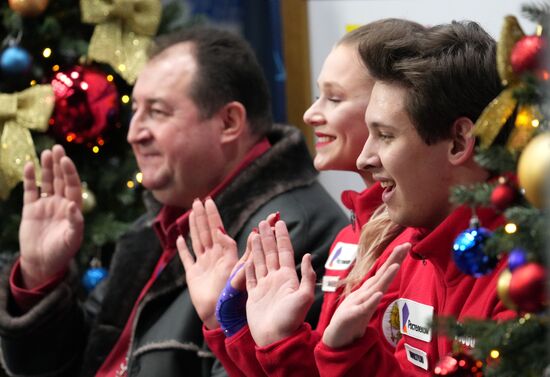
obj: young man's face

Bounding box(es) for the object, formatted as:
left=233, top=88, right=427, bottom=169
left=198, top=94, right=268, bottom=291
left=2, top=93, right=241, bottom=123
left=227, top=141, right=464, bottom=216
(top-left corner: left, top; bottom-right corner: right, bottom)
left=357, top=81, right=454, bottom=229
left=128, top=43, right=225, bottom=208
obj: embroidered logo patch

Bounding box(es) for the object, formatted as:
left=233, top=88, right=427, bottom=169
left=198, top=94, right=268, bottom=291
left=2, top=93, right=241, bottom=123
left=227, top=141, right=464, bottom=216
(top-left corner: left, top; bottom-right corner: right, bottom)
left=398, top=299, right=433, bottom=343
left=324, top=242, right=357, bottom=271
left=381, top=299, right=402, bottom=347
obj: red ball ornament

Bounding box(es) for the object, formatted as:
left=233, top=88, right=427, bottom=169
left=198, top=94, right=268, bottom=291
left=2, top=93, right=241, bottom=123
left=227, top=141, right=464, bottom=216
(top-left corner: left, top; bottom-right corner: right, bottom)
left=510, top=35, right=547, bottom=74
left=490, top=183, right=517, bottom=211
left=508, top=263, right=547, bottom=313
left=50, top=66, right=119, bottom=145
left=434, top=352, right=483, bottom=376
left=8, top=0, right=49, bottom=17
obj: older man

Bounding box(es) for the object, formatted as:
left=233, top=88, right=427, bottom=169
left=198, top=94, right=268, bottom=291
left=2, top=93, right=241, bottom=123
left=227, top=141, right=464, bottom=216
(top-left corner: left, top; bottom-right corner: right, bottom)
left=0, top=26, right=346, bottom=377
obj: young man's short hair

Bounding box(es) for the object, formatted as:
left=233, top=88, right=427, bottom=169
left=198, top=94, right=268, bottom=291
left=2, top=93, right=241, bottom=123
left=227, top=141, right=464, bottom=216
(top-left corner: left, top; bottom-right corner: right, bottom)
left=361, top=20, right=502, bottom=145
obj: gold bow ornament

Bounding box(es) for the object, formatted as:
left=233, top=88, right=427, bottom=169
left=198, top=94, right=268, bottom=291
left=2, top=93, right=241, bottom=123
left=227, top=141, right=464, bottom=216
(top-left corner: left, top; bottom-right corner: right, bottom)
left=81, top=0, right=162, bottom=85
left=474, top=15, right=541, bottom=153
left=0, top=85, right=54, bottom=200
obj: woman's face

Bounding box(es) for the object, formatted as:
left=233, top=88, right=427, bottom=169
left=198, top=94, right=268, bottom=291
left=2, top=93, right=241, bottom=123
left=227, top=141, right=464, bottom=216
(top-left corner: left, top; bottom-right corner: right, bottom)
left=303, top=43, right=373, bottom=182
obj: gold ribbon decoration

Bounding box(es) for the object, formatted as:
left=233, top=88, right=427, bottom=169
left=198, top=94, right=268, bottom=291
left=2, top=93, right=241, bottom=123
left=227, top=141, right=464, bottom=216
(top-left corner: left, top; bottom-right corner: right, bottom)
left=81, top=0, right=162, bottom=84
left=0, top=85, right=55, bottom=200
left=474, top=15, right=526, bottom=150
left=473, top=88, right=517, bottom=149
left=506, top=103, right=542, bottom=152
left=497, top=15, right=525, bottom=87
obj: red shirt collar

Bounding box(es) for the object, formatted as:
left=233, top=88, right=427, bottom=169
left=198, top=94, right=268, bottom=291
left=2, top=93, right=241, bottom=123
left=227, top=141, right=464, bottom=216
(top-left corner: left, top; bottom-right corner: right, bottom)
left=153, top=137, right=271, bottom=250
left=340, top=182, right=384, bottom=228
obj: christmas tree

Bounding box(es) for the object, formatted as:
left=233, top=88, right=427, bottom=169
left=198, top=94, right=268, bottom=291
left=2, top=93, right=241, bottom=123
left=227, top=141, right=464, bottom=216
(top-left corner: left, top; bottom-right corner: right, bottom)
left=434, top=3, right=549, bottom=376
left=0, top=0, right=191, bottom=286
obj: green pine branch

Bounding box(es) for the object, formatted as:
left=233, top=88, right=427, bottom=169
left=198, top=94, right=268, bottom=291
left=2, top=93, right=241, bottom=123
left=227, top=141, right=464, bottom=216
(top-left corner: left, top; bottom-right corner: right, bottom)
left=521, top=2, right=550, bottom=25
left=435, top=315, right=550, bottom=377
left=450, top=182, right=495, bottom=207
left=474, top=146, right=518, bottom=174
left=514, top=75, right=544, bottom=105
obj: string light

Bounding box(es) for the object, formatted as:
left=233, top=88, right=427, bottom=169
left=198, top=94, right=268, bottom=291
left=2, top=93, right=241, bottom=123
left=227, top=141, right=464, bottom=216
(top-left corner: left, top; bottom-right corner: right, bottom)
left=504, top=223, right=517, bottom=234
left=52, top=64, right=60, bottom=72
left=135, top=172, right=143, bottom=183
left=121, top=95, right=130, bottom=104
left=66, top=132, right=76, bottom=142
left=514, top=107, right=540, bottom=130
left=92, top=146, right=100, bottom=154
left=42, top=48, right=52, bottom=58
left=29, top=80, right=37, bottom=86
left=127, top=180, right=135, bottom=188
left=490, top=350, right=500, bottom=359
left=107, top=74, right=114, bottom=82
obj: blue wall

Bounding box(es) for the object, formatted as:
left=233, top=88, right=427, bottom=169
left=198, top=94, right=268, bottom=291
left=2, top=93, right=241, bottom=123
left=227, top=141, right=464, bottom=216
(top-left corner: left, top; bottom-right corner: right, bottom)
left=186, top=0, right=287, bottom=123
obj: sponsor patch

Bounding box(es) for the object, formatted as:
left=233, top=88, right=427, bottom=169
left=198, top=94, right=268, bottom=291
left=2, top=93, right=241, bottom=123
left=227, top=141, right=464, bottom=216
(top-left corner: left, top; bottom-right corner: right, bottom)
left=381, top=299, right=402, bottom=347
left=398, top=299, right=433, bottom=343
left=324, top=242, right=357, bottom=271
left=404, top=343, right=429, bottom=370
left=321, top=275, right=340, bottom=292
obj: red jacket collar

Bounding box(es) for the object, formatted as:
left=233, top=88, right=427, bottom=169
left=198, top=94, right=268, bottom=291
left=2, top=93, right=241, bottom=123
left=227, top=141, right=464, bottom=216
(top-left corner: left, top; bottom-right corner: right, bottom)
left=410, top=205, right=505, bottom=282
left=340, top=182, right=384, bottom=229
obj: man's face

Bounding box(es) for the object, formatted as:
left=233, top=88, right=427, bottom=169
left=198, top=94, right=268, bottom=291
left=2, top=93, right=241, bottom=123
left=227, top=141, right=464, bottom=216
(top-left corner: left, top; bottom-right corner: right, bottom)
left=303, top=44, right=372, bottom=178
left=128, top=43, right=223, bottom=208
left=357, top=81, right=453, bottom=229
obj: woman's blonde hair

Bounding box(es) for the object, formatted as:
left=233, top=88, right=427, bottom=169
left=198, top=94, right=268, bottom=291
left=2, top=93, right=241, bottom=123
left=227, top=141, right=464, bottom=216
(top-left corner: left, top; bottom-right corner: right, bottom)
left=342, top=203, right=403, bottom=295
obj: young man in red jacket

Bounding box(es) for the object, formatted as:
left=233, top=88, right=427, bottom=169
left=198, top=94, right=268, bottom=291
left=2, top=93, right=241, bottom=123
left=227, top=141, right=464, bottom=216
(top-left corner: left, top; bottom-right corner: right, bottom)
left=243, top=20, right=516, bottom=377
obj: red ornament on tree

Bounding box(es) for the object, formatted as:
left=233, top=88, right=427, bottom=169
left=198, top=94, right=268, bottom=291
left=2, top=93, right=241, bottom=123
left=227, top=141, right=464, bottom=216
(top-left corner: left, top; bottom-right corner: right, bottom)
left=8, top=0, right=49, bottom=17
left=508, top=262, right=547, bottom=313
left=490, top=183, right=517, bottom=211
left=510, top=35, right=547, bottom=74
left=49, top=66, right=119, bottom=145
left=434, top=352, right=483, bottom=376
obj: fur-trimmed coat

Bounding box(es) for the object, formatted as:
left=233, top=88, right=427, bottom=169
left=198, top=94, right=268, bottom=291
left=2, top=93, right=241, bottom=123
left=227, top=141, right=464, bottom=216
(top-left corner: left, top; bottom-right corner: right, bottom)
left=0, top=124, right=347, bottom=377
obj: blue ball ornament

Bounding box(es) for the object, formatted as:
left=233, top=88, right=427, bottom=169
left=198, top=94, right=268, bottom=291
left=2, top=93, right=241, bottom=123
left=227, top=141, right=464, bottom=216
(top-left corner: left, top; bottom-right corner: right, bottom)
left=508, top=248, right=528, bottom=272
left=452, top=227, right=496, bottom=277
left=0, top=46, right=32, bottom=75
left=82, top=266, right=108, bottom=293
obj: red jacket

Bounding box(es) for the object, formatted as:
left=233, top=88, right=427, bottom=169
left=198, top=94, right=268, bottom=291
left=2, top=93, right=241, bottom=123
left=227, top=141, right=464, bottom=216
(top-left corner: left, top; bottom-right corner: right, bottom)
left=254, top=228, right=417, bottom=377
left=204, top=184, right=387, bottom=376
left=313, top=205, right=516, bottom=376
